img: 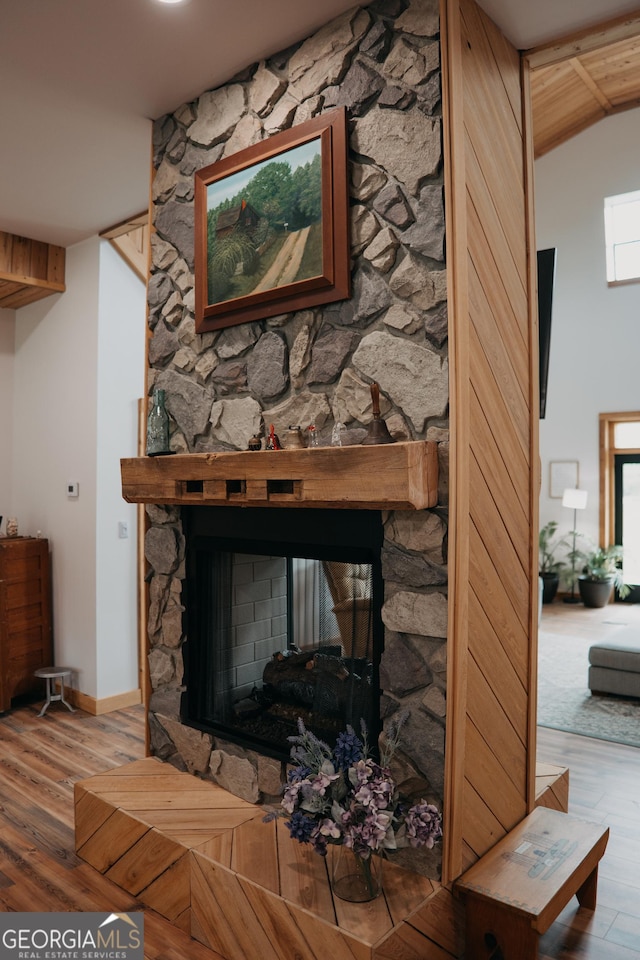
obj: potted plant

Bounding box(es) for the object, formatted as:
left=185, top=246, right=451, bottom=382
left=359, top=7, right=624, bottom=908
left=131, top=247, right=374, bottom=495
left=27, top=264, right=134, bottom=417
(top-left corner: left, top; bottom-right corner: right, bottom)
left=539, top=521, right=566, bottom=603
left=575, top=541, right=630, bottom=608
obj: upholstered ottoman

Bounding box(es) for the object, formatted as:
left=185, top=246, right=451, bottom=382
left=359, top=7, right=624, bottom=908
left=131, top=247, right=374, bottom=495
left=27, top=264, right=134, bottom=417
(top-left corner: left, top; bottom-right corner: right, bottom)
left=588, top=628, right=640, bottom=698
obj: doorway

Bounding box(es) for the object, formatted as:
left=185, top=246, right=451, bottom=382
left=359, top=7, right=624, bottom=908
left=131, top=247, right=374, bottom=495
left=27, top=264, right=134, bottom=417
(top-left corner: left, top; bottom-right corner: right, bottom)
left=614, top=452, right=640, bottom=601
left=600, top=413, right=640, bottom=602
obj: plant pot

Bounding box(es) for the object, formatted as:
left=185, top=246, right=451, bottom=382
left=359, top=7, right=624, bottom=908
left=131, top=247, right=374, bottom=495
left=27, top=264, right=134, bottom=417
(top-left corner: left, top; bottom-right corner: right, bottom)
left=540, top=573, right=560, bottom=604
left=330, top=846, right=382, bottom=902
left=578, top=576, right=613, bottom=608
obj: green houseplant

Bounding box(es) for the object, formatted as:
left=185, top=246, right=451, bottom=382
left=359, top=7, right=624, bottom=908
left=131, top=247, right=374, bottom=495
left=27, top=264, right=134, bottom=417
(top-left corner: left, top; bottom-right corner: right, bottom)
left=539, top=521, right=566, bottom=604
left=575, top=541, right=630, bottom=607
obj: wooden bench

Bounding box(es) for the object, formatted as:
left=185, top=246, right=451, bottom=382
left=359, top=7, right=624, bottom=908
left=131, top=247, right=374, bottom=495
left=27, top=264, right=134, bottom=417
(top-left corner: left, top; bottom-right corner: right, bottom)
left=454, top=806, right=608, bottom=960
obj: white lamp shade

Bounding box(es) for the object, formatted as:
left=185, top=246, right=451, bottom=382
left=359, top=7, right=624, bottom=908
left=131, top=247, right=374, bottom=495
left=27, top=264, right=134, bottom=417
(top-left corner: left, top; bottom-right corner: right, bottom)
left=562, top=488, right=588, bottom=510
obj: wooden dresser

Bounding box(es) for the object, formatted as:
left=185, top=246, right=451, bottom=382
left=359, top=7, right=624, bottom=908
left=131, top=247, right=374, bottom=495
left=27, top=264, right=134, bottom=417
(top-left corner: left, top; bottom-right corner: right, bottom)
left=0, top=536, right=53, bottom=712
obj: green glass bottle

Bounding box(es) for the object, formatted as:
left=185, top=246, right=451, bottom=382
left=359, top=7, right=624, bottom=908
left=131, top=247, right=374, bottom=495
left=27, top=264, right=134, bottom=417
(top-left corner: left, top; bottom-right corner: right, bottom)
left=146, top=389, right=171, bottom=456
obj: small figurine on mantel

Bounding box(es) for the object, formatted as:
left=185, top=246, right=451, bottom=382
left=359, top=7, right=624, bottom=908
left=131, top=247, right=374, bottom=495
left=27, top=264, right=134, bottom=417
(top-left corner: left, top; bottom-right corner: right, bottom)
left=331, top=421, right=346, bottom=446
left=266, top=424, right=281, bottom=450
left=283, top=425, right=305, bottom=450
left=362, top=382, right=396, bottom=445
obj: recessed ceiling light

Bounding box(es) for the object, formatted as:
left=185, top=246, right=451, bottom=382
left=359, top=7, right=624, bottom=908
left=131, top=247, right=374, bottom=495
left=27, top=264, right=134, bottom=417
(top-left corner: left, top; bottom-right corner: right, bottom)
left=155, top=0, right=189, bottom=5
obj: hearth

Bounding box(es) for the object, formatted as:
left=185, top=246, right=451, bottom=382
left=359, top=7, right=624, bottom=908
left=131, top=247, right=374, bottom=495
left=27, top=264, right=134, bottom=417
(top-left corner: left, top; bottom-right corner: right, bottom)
left=181, top=506, right=383, bottom=759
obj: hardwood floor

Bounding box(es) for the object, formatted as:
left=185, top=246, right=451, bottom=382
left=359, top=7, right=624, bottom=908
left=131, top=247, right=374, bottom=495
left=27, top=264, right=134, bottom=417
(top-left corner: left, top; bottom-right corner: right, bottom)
left=538, top=600, right=640, bottom=959
left=0, top=701, right=222, bottom=959
left=0, top=605, right=638, bottom=960
left=540, top=596, right=640, bottom=640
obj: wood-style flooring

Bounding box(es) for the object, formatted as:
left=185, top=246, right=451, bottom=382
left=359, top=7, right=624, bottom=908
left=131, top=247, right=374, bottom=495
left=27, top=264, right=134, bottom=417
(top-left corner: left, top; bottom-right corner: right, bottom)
left=538, top=600, right=640, bottom=959
left=0, top=602, right=638, bottom=960
left=0, top=701, right=222, bottom=959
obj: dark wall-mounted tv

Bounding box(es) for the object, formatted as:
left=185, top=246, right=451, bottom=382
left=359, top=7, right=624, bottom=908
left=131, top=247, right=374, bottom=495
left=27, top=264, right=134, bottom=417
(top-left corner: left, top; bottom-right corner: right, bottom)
left=537, top=247, right=557, bottom=419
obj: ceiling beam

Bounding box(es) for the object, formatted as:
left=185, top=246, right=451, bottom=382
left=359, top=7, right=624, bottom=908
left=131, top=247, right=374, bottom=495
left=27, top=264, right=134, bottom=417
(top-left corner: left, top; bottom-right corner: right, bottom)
left=525, top=9, right=640, bottom=71
left=569, top=58, right=614, bottom=111
left=0, top=231, right=66, bottom=309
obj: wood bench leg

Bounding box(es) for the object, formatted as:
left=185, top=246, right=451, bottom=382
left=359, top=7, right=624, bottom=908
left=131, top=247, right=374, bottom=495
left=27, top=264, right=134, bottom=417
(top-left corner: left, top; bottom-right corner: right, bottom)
left=466, top=902, right=538, bottom=960
left=576, top=864, right=599, bottom=910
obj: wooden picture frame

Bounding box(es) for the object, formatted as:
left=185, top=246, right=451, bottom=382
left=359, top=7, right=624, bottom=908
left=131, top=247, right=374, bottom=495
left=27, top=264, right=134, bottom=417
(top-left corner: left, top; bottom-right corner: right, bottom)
left=549, top=460, right=579, bottom=499
left=194, top=107, right=350, bottom=333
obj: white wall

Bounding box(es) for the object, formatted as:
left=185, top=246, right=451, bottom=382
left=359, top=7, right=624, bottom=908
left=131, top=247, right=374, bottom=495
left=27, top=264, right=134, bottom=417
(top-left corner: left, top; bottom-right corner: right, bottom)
left=95, top=241, right=145, bottom=699
left=0, top=308, right=15, bottom=518
left=13, top=239, right=100, bottom=692
left=11, top=237, right=146, bottom=702
left=535, top=107, right=640, bottom=553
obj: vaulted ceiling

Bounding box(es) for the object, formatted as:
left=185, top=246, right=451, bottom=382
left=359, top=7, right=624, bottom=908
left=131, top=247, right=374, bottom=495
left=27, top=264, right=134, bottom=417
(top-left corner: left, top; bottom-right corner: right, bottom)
left=528, top=10, right=640, bottom=157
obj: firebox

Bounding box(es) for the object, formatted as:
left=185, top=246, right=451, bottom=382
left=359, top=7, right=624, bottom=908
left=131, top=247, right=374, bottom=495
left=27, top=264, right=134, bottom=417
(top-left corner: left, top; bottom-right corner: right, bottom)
left=181, top=506, right=383, bottom=759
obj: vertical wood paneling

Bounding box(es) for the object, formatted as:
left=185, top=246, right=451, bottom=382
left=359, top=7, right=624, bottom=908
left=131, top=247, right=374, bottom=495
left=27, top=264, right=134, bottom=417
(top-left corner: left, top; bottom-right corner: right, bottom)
left=0, top=230, right=66, bottom=308
left=443, top=0, right=539, bottom=885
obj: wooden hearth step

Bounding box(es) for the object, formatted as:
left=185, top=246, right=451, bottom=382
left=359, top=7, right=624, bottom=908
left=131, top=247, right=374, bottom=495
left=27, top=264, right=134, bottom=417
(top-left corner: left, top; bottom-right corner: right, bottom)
left=75, top=757, right=263, bottom=932
left=454, top=806, right=609, bottom=960
left=75, top=757, right=463, bottom=960
left=534, top=761, right=569, bottom=811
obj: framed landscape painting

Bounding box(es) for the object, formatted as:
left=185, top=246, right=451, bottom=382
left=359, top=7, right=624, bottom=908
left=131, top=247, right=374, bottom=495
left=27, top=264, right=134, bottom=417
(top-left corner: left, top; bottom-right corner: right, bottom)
left=194, top=107, right=350, bottom=332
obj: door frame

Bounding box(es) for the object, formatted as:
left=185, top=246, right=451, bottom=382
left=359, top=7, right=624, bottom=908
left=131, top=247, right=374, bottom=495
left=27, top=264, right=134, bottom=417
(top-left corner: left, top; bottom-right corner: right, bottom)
left=599, top=411, right=640, bottom=548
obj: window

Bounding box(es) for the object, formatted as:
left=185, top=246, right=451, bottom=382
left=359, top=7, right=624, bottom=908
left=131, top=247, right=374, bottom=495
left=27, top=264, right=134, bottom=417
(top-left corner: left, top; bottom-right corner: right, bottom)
left=604, top=190, right=640, bottom=284
left=614, top=421, right=640, bottom=448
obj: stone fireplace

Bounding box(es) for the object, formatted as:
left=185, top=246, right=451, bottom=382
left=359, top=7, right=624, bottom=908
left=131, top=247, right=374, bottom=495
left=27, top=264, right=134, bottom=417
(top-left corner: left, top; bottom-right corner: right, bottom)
left=139, top=0, right=449, bottom=879
left=131, top=440, right=447, bottom=883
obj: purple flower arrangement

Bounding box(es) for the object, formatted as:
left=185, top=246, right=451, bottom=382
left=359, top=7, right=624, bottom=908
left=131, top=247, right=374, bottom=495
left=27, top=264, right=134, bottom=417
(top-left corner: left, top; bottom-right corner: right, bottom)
left=272, top=716, right=442, bottom=862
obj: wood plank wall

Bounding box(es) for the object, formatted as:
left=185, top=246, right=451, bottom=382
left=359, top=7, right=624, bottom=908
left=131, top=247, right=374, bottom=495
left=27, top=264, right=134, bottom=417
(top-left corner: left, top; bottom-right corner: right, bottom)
left=0, top=231, right=65, bottom=286
left=0, top=230, right=66, bottom=309
left=441, top=0, right=540, bottom=885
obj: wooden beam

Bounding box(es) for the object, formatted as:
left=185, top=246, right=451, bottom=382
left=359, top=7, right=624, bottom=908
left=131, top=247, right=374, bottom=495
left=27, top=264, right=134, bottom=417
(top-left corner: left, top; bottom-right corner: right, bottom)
left=569, top=57, right=614, bottom=111
left=0, top=231, right=65, bottom=308
left=526, top=11, right=640, bottom=71
left=100, top=211, right=149, bottom=240
left=120, top=441, right=439, bottom=511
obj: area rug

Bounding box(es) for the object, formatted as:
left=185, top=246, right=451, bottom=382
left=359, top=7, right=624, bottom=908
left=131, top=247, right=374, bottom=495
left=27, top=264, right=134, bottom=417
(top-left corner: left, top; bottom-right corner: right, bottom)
left=537, top=628, right=640, bottom=748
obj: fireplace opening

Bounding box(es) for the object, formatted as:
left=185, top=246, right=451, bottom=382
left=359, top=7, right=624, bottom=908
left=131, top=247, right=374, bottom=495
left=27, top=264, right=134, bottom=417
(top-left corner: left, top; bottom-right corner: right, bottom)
left=181, top=507, right=383, bottom=759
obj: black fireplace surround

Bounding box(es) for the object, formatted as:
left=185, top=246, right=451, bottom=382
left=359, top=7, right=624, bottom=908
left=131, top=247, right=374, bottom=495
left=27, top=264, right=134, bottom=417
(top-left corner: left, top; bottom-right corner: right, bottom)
left=181, top=506, right=384, bottom=760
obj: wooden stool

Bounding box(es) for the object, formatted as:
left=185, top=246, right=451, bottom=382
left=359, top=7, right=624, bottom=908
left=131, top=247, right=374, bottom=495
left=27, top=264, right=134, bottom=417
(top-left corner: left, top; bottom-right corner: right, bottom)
left=455, top=806, right=609, bottom=960
left=34, top=667, right=75, bottom=717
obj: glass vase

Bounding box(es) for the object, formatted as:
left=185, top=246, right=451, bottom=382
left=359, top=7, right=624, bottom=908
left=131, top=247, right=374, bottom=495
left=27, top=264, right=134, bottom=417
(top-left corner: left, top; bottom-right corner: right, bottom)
left=331, top=846, right=382, bottom=902
left=146, top=389, right=171, bottom=456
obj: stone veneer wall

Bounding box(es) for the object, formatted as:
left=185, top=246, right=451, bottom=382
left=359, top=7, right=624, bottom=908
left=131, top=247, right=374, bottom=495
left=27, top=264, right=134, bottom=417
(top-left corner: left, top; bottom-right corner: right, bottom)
left=145, top=0, right=449, bottom=877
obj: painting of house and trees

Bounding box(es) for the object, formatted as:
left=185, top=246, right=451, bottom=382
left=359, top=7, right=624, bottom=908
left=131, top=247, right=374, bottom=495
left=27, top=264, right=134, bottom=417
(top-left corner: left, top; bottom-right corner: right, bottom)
left=206, top=138, right=323, bottom=306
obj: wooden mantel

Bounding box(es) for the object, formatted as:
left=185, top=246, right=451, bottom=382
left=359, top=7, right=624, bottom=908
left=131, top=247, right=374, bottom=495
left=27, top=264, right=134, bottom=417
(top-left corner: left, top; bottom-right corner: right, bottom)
left=121, top=440, right=438, bottom=510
